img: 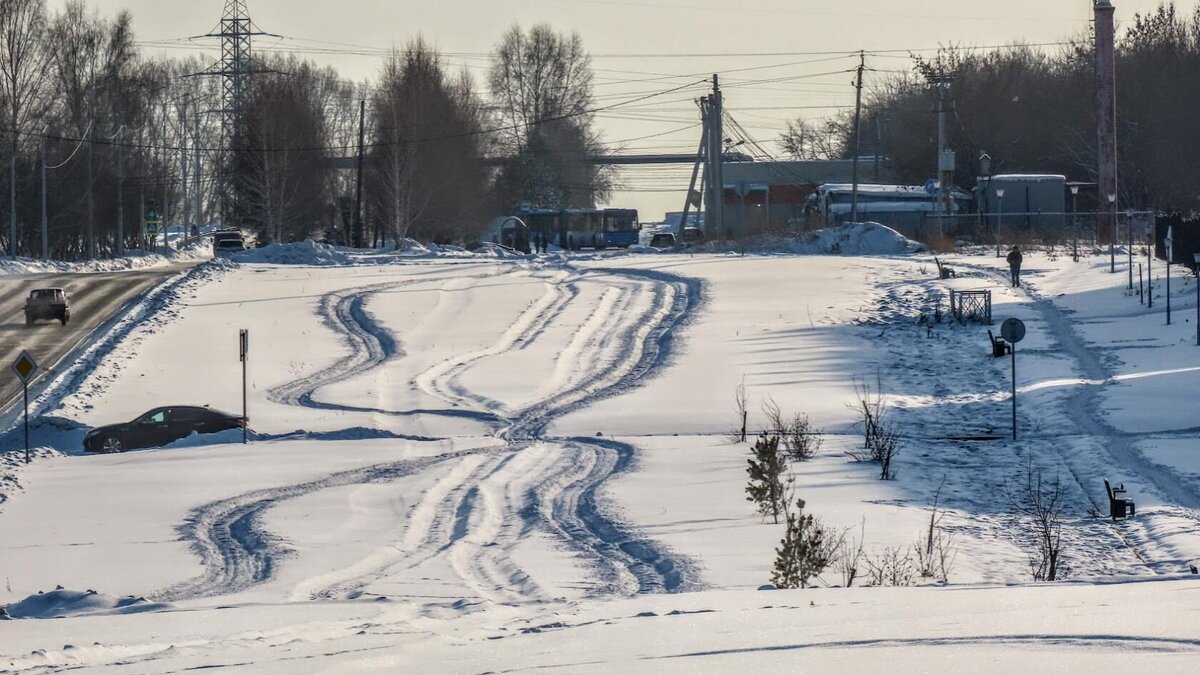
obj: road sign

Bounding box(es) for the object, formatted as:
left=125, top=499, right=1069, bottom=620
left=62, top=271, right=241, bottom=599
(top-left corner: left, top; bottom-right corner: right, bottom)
left=11, top=350, right=38, bottom=383
left=1165, top=226, right=1174, bottom=263
left=1001, top=318, right=1026, bottom=344
left=11, top=350, right=38, bottom=463
left=1001, top=318, right=1027, bottom=441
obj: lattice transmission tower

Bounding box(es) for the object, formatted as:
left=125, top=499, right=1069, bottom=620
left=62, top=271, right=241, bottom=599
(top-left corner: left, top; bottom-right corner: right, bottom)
left=207, top=1, right=276, bottom=150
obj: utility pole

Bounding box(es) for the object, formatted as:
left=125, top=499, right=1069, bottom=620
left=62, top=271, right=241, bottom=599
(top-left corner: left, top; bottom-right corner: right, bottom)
left=678, top=113, right=706, bottom=237
left=353, top=98, right=365, bottom=248
left=1095, top=0, right=1119, bottom=253
left=710, top=74, right=724, bottom=237
left=180, top=99, right=190, bottom=247
left=932, top=72, right=955, bottom=228
left=195, top=103, right=203, bottom=234
left=850, top=51, right=865, bottom=224
left=115, top=126, right=124, bottom=256
left=40, top=131, right=47, bottom=259
left=8, top=130, right=15, bottom=257
left=86, top=123, right=95, bottom=259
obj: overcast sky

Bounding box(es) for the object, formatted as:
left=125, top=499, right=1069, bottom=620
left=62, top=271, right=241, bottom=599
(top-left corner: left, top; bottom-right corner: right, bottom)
left=66, top=0, right=1178, bottom=221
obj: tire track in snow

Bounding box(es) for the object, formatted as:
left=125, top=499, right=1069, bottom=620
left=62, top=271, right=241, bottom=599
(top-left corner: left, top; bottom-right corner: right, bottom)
left=161, top=263, right=703, bottom=602
left=153, top=450, right=481, bottom=602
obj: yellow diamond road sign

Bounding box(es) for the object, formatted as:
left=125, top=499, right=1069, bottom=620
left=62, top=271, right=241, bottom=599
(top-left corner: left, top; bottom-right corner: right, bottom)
left=11, top=350, right=38, bottom=383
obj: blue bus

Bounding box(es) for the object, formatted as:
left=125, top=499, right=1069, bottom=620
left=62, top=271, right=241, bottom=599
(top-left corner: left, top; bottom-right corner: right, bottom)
left=601, top=208, right=640, bottom=248
left=513, top=207, right=639, bottom=251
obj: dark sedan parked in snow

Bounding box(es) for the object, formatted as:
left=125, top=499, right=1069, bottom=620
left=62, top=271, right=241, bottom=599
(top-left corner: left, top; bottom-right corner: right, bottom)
left=83, top=406, right=245, bottom=453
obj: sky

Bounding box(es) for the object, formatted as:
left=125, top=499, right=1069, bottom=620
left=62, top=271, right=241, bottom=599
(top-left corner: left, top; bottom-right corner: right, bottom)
left=65, top=0, right=1180, bottom=221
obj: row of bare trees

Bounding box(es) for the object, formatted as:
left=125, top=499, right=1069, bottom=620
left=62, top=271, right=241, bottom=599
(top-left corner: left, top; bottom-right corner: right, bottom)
left=780, top=2, right=1200, bottom=214
left=0, top=0, right=608, bottom=258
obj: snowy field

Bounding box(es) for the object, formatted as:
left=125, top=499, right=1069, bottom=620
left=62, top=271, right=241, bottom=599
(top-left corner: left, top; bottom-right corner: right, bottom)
left=2, top=237, right=1200, bottom=672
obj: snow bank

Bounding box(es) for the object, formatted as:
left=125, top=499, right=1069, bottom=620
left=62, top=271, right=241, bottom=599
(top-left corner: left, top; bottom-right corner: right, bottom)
left=801, top=221, right=925, bottom=255
left=0, top=246, right=209, bottom=277
left=231, top=240, right=356, bottom=265
left=2, top=588, right=166, bottom=619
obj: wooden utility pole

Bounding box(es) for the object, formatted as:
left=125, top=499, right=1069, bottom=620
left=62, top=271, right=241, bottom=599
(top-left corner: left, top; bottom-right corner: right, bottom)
left=850, top=51, right=865, bottom=224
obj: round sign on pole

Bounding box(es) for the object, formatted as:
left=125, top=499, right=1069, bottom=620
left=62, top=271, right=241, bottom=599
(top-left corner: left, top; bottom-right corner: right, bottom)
left=1001, top=317, right=1026, bottom=344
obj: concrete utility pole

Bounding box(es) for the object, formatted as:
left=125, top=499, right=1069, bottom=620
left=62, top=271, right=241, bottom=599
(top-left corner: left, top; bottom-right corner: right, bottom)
left=850, top=51, right=865, bottom=224
left=1095, top=0, right=1119, bottom=246
left=678, top=120, right=706, bottom=237
left=40, top=132, right=47, bottom=259
left=353, top=98, right=365, bottom=247
left=180, top=98, right=190, bottom=246
left=115, top=126, right=124, bottom=256
left=933, top=73, right=955, bottom=220
left=709, top=74, right=724, bottom=237
left=195, top=105, right=202, bottom=233
left=9, top=131, right=16, bottom=257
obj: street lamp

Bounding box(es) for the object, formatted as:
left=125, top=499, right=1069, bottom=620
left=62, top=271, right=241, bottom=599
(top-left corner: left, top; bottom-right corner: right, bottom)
left=995, top=187, right=1005, bottom=257
left=1069, top=184, right=1080, bottom=262
left=1194, top=253, right=1200, bottom=346
left=1126, top=209, right=1134, bottom=290
left=1108, top=192, right=1117, bottom=273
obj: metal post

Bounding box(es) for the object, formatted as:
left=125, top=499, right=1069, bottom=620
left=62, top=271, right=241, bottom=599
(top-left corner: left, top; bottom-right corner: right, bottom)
left=239, top=329, right=248, bottom=444
left=996, top=194, right=1004, bottom=257
left=23, top=380, right=30, bottom=463
left=1148, top=228, right=1153, bottom=309
left=1011, top=343, right=1017, bottom=440
left=1139, top=263, right=1143, bottom=304
left=1127, top=211, right=1133, bottom=289
left=1071, top=189, right=1079, bottom=262
left=1167, top=260, right=1172, bottom=325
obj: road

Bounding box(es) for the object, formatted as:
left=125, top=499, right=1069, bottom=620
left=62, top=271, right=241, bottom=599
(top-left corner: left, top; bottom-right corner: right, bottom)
left=0, top=263, right=198, bottom=414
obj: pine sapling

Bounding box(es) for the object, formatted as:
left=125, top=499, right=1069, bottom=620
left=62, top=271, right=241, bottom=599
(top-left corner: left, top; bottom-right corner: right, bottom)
left=771, top=496, right=832, bottom=589
left=746, top=434, right=787, bottom=523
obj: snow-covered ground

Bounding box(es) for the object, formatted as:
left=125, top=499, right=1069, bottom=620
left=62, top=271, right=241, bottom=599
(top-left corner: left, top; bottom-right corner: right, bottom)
left=2, top=237, right=1200, bottom=672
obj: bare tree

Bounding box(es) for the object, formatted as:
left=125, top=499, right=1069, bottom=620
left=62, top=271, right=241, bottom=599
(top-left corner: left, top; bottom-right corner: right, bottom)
left=1007, top=459, right=1066, bottom=582
left=489, top=23, right=612, bottom=209
left=762, top=396, right=822, bottom=461
left=0, top=0, right=49, bottom=256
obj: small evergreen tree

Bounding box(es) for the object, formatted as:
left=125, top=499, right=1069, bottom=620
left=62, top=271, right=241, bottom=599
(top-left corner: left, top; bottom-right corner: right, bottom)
left=746, top=434, right=786, bottom=523
left=771, top=496, right=831, bottom=589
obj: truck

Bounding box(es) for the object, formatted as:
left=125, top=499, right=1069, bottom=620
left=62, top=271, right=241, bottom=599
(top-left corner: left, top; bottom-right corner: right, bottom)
left=24, top=287, right=70, bottom=326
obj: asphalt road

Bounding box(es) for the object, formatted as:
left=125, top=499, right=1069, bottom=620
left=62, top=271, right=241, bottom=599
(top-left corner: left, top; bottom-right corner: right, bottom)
left=0, top=263, right=198, bottom=414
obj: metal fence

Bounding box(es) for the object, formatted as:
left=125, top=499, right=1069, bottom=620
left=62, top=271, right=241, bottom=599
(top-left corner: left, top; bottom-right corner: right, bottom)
left=885, top=211, right=1157, bottom=252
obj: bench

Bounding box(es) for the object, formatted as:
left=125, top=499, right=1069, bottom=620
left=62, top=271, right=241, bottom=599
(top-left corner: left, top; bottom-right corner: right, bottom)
left=1104, top=479, right=1135, bottom=521
left=934, top=256, right=956, bottom=279
left=987, top=330, right=1011, bottom=358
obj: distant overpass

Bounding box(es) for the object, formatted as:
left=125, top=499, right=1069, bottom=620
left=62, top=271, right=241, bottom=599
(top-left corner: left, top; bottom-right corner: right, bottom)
left=330, top=152, right=753, bottom=170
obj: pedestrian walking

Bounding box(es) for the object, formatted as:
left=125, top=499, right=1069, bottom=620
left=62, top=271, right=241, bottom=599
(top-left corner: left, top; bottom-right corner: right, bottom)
left=1007, top=246, right=1023, bottom=287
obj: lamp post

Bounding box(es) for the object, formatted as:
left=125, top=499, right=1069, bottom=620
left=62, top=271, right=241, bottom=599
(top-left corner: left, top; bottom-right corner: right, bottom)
left=995, top=188, right=1005, bottom=257
left=1126, top=209, right=1134, bottom=290
left=1146, top=221, right=1154, bottom=309
left=1070, top=184, right=1080, bottom=262
left=1108, top=192, right=1117, bottom=273
left=1194, top=253, right=1200, bottom=346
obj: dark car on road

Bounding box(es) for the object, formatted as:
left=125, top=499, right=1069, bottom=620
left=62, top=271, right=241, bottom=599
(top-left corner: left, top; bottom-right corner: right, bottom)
left=212, top=229, right=246, bottom=256
left=24, top=287, right=70, bottom=326
left=648, top=232, right=677, bottom=248
left=83, top=406, right=245, bottom=453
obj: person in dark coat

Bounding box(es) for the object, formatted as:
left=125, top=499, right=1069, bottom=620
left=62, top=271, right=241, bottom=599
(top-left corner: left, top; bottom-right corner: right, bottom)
left=1006, top=246, right=1023, bottom=287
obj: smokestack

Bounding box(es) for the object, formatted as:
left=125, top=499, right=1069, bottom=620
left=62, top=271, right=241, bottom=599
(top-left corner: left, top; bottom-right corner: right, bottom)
left=1095, top=0, right=1118, bottom=231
